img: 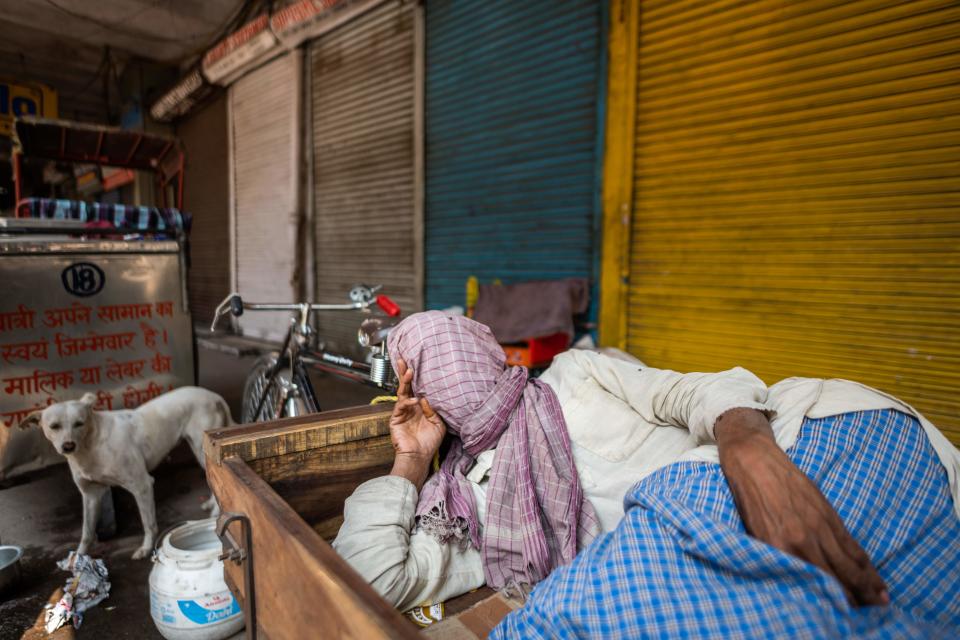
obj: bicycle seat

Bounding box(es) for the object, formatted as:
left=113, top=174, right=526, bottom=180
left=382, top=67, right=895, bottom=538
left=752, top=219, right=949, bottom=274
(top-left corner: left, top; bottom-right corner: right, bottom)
left=357, top=316, right=399, bottom=347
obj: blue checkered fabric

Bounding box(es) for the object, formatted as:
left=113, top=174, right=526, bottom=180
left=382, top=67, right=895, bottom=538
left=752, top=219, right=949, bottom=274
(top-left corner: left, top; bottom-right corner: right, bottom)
left=492, top=410, right=960, bottom=639
left=18, top=198, right=191, bottom=232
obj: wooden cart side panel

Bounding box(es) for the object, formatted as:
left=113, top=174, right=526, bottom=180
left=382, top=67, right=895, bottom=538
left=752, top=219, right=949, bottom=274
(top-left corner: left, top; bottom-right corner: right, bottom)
left=250, top=434, right=395, bottom=539
left=204, top=405, right=392, bottom=464
left=208, top=456, right=419, bottom=640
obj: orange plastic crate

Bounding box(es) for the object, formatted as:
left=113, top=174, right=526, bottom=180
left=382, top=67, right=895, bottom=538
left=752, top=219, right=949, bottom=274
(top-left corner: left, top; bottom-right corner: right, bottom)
left=502, top=332, right=569, bottom=368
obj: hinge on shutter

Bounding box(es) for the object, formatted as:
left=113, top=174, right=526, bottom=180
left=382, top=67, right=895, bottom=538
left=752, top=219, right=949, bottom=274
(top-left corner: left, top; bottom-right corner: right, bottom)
left=218, top=512, right=257, bottom=640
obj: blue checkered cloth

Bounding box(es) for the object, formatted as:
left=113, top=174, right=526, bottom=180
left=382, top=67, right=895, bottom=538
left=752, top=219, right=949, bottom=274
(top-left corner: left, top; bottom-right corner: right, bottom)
left=492, top=410, right=960, bottom=639
left=17, top=198, right=191, bottom=232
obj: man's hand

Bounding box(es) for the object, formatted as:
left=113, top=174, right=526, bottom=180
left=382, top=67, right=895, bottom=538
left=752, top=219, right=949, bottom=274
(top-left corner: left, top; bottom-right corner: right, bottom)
left=389, top=359, right=446, bottom=490
left=716, top=408, right=889, bottom=607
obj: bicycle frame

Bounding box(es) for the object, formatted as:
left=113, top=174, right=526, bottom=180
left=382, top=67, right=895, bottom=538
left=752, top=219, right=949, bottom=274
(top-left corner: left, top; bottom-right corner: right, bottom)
left=211, top=288, right=399, bottom=422
left=249, top=306, right=317, bottom=421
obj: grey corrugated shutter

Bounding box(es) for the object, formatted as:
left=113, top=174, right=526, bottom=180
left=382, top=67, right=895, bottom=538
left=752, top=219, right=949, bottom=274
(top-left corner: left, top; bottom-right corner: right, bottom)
left=179, top=93, right=230, bottom=324
left=424, top=0, right=603, bottom=310
left=626, top=1, right=960, bottom=443
left=310, top=1, right=417, bottom=353
left=229, top=52, right=302, bottom=341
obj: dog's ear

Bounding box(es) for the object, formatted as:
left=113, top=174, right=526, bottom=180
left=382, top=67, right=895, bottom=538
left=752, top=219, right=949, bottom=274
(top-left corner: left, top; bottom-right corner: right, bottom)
left=79, top=392, right=97, bottom=407
left=19, top=411, right=42, bottom=430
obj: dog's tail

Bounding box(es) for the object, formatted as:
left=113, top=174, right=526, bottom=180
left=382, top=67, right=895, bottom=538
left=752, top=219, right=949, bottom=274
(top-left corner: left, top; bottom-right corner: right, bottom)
left=216, top=397, right=235, bottom=427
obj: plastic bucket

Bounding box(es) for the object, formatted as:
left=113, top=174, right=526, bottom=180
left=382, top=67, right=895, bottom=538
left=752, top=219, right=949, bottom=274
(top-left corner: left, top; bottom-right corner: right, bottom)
left=149, top=518, right=244, bottom=640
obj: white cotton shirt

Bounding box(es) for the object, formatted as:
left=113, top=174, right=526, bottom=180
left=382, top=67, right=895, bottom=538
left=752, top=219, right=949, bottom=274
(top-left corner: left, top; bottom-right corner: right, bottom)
left=333, top=350, right=960, bottom=612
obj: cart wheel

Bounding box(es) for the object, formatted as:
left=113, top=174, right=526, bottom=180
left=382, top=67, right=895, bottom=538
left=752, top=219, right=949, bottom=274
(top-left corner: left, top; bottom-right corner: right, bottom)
left=241, top=354, right=285, bottom=423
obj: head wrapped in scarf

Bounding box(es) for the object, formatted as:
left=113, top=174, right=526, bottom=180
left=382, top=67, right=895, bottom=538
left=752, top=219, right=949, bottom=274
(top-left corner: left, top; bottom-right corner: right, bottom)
left=387, top=311, right=598, bottom=589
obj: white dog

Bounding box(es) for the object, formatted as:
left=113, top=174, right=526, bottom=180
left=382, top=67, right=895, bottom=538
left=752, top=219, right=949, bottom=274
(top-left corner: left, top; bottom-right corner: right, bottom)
left=22, top=387, right=233, bottom=559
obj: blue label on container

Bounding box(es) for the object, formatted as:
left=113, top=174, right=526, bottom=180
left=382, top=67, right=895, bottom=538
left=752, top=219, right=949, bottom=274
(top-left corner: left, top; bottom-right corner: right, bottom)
left=177, top=597, right=240, bottom=625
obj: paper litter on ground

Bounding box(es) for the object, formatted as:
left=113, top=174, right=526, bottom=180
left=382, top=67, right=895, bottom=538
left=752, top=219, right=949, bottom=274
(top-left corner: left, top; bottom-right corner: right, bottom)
left=44, top=552, right=111, bottom=632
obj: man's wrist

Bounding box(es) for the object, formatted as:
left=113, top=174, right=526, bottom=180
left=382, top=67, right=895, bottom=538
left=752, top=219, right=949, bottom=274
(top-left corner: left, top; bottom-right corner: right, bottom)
left=715, top=407, right=774, bottom=449
left=390, top=452, right=432, bottom=491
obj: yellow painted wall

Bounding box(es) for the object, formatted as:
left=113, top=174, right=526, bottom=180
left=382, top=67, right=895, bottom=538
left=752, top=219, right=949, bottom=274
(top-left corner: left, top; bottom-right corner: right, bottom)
left=601, top=0, right=960, bottom=443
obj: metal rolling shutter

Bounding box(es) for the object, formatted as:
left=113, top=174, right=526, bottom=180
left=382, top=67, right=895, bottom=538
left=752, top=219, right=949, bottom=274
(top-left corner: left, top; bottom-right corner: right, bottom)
left=310, top=1, right=417, bottom=354
left=229, top=52, right=302, bottom=341
left=179, top=93, right=230, bottom=324
left=424, top=0, right=603, bottom=309
left=627, top=1, right=960, bottom=442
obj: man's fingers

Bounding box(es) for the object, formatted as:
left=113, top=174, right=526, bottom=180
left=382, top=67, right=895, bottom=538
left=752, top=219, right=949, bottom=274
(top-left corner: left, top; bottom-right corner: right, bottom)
left=390, top=396, right=419, bottom=421
left=397, top=368, right=413, bottom=400
left=393, top=397, right=419, bottom=413
left=824, top=508, right=879, bottom=569
left=795, top=537, right=833, bottom=578
left=420, top=398, right=436, bottom=419
left=821, top=523, right=888, bottom=607
left=789, top=536, right=862, bottom=604
left=829, top=516, right=874, bottom=571
left=815, top=496, right=888, bottom=607
left=395, top=359, right=410, bottom=397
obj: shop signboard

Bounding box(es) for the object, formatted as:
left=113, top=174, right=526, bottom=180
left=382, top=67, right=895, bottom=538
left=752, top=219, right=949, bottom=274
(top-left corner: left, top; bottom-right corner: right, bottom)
left=0, top=80, right=57, bottom=137
left=270, top=0, right=380, bottom=50
left=203, top=15, right=279, bottom=86
left=0, top=239, right=194, bottom=480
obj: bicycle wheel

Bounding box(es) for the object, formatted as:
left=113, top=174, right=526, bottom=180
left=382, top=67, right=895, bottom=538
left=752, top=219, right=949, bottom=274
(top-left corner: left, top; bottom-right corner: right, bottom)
left=241, top=354, right=321, bottom=423
left=241, top=353, right=285, bottom=423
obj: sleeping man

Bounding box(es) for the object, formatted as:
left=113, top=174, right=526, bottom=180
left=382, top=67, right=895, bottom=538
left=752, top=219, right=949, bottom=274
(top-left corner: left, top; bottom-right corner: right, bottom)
left=332, top=311, right=960, bottom=637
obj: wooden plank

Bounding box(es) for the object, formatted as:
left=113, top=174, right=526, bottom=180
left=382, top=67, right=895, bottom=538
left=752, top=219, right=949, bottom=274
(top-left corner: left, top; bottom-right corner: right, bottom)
left=251, top=434, right=395, bottom=536
left=442, top=587, right=496, bottom=617
left=423, top=592, right=520, bottom=640
left=204, top=404, right=392, bottom=463
left=208, top=456, right=418, bottom=640
left=20, top=587, right=75, bottom=640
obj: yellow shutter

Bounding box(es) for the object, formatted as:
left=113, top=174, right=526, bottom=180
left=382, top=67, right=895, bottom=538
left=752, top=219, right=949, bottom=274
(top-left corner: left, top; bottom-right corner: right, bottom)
left=625, top=0, right=960, bottom=442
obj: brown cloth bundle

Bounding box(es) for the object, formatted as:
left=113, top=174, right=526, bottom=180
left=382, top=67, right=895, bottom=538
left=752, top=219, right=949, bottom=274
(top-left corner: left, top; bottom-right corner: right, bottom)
left=471, top=277, right=589, bottom=344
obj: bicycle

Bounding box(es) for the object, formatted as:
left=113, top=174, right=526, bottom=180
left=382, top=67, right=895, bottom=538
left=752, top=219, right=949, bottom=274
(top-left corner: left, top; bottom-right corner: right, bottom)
left=210, top=284, right=401, bottom=423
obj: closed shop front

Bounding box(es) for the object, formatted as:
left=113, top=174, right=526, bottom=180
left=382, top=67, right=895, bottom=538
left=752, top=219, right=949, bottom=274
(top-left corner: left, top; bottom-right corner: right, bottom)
left=616, top=1, right=960, bottom=442
left=309, top=1, right=418, bottom=353
left=179, top=93, right=230, bottom=323
left=228, top=51, right=302, bottom=341
left=424, top=0, right=604, bottom=310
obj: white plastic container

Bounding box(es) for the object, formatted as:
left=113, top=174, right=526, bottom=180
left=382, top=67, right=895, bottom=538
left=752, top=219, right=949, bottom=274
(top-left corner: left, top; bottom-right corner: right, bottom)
left=149, top=518, right=244, bottom=640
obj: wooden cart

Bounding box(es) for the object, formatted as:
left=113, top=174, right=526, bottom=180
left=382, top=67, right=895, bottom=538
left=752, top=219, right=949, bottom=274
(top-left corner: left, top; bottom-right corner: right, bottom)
left=204, top=405, right=519, bottom=640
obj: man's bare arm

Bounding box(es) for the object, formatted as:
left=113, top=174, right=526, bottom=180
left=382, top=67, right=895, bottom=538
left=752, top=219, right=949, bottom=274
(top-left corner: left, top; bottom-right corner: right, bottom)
left=715, top=408, right=889, bottom=607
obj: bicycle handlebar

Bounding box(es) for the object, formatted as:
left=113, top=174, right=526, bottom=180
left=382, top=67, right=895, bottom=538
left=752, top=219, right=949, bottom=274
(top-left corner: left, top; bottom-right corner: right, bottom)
left=210, top=290, right=400, bottom=331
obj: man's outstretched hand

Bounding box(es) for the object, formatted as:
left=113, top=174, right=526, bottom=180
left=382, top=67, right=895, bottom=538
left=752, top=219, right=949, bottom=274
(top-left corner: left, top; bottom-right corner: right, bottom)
left=388, top=358, right=446, bottom=490
left=715, top=408, right=889, bottom=608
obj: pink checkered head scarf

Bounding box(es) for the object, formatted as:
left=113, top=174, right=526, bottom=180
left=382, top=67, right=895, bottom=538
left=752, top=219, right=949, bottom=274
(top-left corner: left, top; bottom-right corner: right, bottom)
left=387, top=311, right=598, bottom=589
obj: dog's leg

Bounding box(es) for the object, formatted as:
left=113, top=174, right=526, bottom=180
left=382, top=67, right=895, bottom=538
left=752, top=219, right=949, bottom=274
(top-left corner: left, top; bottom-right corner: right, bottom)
left=186, top=424, right=220, bottom=515
left=77, top=481, right=108, bottom=556
left=130, top=475, right=158, bottom=560
left=184, top=426, right=207, bottom=471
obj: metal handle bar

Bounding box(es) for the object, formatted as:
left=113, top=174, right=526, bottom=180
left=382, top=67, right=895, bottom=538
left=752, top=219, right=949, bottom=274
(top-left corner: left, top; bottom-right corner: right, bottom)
left=210, top=294, right=367, bottom=331
left=242, top=301, right=365, bottom=312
